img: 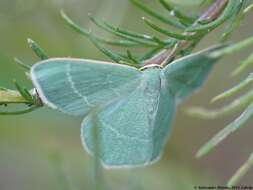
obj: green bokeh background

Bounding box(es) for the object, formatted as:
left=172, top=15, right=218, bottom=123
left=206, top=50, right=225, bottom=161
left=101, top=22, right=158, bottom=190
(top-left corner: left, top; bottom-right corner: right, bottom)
left=0, top=0, right=252, bottom=189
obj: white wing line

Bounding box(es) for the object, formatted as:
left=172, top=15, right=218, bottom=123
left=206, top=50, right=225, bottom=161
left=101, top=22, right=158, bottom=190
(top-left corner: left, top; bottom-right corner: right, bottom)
left=66, top=64, right=94, bottom=107
left=101, top=120, right=150, bottom=143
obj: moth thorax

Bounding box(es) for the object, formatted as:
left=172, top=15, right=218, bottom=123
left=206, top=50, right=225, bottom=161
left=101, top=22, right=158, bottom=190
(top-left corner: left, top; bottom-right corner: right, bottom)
left=143, top=74, right=161, bottom=117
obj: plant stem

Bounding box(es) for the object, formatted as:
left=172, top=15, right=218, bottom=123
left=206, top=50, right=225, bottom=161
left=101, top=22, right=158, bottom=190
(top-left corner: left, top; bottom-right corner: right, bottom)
left=144, top=0, right=228, bottom=66
left=0, top=89, right=28, bottom=104
left=0, top=88, right=42, bottom=113
left=228, top=152, right=253, bottom=186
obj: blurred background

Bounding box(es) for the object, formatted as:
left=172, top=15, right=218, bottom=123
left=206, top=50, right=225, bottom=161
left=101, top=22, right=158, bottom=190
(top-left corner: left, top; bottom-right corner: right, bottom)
left=0, top=0, right=252, bottom=189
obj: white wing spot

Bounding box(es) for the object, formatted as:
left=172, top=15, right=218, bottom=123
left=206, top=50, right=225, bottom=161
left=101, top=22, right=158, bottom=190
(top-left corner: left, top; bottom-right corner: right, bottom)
left=66, top=64, right=94, bottom=107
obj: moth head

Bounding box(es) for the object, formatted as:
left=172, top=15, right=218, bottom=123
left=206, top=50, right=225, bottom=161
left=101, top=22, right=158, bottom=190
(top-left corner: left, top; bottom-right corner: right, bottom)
left=140, top=64, right=163, bottom=71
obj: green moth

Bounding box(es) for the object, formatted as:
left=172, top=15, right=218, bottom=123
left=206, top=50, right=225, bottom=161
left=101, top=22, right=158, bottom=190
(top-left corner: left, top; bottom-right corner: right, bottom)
left=31, top=45, right=224, bottom=168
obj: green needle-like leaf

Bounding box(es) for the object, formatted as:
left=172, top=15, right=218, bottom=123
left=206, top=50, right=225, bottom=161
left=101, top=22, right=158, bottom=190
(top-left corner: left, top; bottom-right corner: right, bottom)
left=0, top=87, right=7, bottom=91
left=143, top=17, right=200, bottom=40
left=139, top=47, right=164, bottom=61
left=89, top=15, right=158, bottom=47
left=212, top=73, right=253, bottom=102
left=228, top=152, right=253, bottom=186
left=106, top=23, right=172, bottom=46
left=222, top=2, right=253, bottom=42
left=61, top=10, right=140, bottom=47
left=114, top=27, right=153, bottom=40
left=27, top=38, right=48, bottom=60
left=196, top=102, right=253, bottom=158
left=88, top=33, right=139, bottom=68
left=232, top=52, right=253, bottom=76
left=88, top=33, right=125, bottom=63
left=14, top=58, right=31, bottom=70
left=210, top=36, right=253, bottom=58
left=13, top=80, right=34, bottom=103
left=0, top=105, right=39, bottom=115
left=90, top=18, right=157, bottom=43
left=159, top=0, right=196, bottom=24
left=126, top=50, right=140, bottom=64
left=188, top=89, right=253, bottom=119
left=129, top=0, right=185, bottom=29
